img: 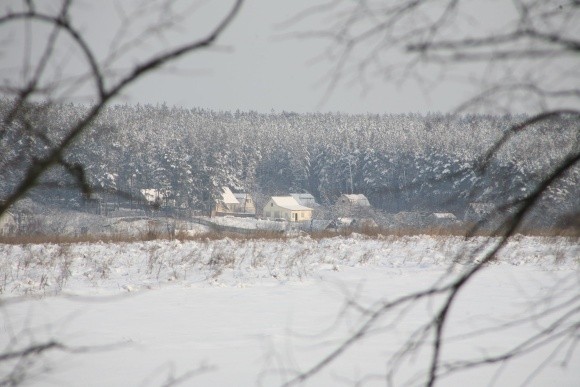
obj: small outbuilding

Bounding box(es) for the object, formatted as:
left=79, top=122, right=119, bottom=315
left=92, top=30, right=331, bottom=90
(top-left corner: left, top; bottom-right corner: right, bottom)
left=263, top=196, right=313, bottom=222
left=428, top=212, right=459, bottom=226
left=337, top=194, right=371, bottom=207
left=140, top=188, right=172, bottom=207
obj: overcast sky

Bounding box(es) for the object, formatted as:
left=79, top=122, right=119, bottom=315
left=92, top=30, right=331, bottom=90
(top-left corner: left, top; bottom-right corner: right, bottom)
left=57, top=0, right=479, bottom=114
left=123, top=0, right=478, bottom=114
left=5, top=0, right=551, bottom=114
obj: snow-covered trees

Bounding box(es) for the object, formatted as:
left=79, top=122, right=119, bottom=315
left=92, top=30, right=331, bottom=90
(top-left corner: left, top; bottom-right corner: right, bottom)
left=2, top=99, right=577, bottom=224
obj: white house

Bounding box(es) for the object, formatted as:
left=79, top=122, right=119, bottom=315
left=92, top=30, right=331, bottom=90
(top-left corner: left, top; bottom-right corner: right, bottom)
left=263, top=196, right=313, bottom=222
left=215, top=187, right=240, bottom=215
left=337, top=194, right=371, bottom=207
left=290, top=192, right=318, bottom=207
left=215, top=187, right=257, bottom=216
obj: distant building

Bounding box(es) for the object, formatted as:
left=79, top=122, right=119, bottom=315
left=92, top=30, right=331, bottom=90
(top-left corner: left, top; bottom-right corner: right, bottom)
left=337, top=194, right=371, bottom=207
left=140, top=188, right=172, bottom=207
left=334, top=193, right=372, bottom=217
left=215, top=187, right=256, bottom=216
left=290, top=192, right=318, bottom=207
left=0, top=211, right=17, bottom=235
left=232, top=192, right=256, bottom=215
left=263, top=196, right=313, bottom=222
left=428, top=212, right=459, bottom=226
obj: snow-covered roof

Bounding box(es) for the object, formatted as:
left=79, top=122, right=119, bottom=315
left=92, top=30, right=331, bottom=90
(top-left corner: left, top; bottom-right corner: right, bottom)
left=290, top=193, right=317, bottom=206
left=233, top=193, right=250, bottom=201
left=432, top=213, right=457, bottom=219
left=270, top=196, right=313, bottom=211
left=340, top=194, right=371, bottom=206
left=221, top=187, right=239, bottom=205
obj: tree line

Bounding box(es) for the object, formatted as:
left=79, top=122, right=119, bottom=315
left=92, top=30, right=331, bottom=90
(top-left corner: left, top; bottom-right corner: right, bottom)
left=1, top=99, right=577, bottom=223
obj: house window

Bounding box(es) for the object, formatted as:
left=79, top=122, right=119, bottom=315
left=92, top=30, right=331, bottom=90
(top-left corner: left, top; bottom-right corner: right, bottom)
left=301, top=212, right=304, bottom=218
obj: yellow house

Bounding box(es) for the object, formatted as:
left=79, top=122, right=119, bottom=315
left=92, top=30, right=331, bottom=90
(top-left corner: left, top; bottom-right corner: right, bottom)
left=263, top=196, right=313, bottom=222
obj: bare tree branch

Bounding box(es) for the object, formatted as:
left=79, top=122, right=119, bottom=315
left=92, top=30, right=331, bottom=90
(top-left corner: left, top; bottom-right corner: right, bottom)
left=0, top=0, right=244, bottom=218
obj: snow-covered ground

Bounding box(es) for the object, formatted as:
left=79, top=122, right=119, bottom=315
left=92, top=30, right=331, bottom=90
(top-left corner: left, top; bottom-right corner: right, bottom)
left=1, top=235, right=578, bottom=386
left=207, top=216, right=287, bottom=231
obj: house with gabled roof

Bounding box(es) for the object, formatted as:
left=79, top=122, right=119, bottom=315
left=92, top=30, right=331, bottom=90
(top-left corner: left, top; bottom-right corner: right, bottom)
left=263, top=196, right=313, bottom=222
left=215, top=187, right=256, bottom=217
left=334, top=193, right=374, bottom=218
left=290, top=192, right=318, bottom=207
left=215, top=187, right=240, bottom=215
left=337, top=194, right=371, bottom=207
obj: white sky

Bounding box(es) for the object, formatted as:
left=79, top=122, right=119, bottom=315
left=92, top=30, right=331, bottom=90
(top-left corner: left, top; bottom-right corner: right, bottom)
left=5, top=0, right=575, bottom=114
left=118, top=0, right=475, bottom=114
left=63, top=0, right=480, bottom=113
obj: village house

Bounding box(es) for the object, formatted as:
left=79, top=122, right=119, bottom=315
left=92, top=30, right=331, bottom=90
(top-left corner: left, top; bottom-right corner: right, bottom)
left=263, top=196, right=313, bottom=222
left=214, top=187, right=240, bottom=215
left=0, top=211, right=17, bottom=235
left=215, top=187, right=256, bottom=217
left=335, top=193, right=372, bottom=217
left=290, top=192, right=318, bottom=207
left=337, top=194, right=371, bottom=207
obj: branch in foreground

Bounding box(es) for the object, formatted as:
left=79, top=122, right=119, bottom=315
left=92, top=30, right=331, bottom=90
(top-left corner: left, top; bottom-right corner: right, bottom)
left=0, top=0, right=244, bottom=218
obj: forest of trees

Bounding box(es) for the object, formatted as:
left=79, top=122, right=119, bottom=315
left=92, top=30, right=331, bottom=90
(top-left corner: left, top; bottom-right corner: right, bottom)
left=1, top=99, right=578, bottom=224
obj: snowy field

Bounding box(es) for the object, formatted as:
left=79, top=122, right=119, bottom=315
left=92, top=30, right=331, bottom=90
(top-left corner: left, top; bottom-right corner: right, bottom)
left=1, top=235, right=579, bottom=386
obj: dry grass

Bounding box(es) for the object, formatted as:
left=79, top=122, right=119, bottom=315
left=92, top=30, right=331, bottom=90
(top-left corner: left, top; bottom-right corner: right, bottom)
left=0, top=234, right=144, bottom=245
left=0, top=224, right=577, bottom=245
left=188, top=229, right=287, bottom=241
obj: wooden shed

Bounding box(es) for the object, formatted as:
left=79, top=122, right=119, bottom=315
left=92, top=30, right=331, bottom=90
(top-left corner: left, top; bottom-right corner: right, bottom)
left=337, top=194, right=371, bottom=207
